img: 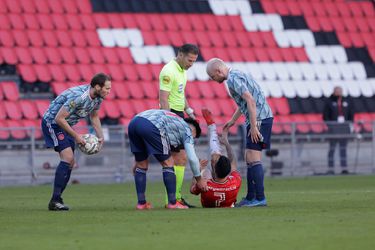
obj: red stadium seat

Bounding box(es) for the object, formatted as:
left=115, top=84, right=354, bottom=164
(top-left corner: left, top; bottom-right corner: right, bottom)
left=154, top=31, right=172, bottom=45
left=30, top=47, right=47, bottom=64
left=0, top=102, right=6, bottom=120
left=254, top=48, right=270, bottom=61
left=291, top=114, right=310, bottom=134
left=17, top=64, right=37, bottom=83
left=277, top=115, right=293, bottom=134
left=51, top=14, right=68, bottom=30
left=311, top=2, right=326, bottom=17
left=56, top=31, right=73, bottom=47
left=222, top=32, right=237, bottom=47
left=103, top=100, right=121, bottom=119
left=107, top=64, right=125, bottom=81
left=117, top=99, right=136, bottom=118
left=102, top=47, right=120, bottom=64
left=15, top=47, right=32, bottom=64
left=150, top=64, right=163, bottom=80
left=272, top=116, right=283, bottom=135
left=203, top=99, right=221, bottom=116
left=262, top=1, right=277, bottom=14
left=4, top=101, right=22, bottom=120
left=149, top=14, right=165, bottom=31
left=337, top=32, right=352, bottom=47
left=116, top=48, right=134, bottom=64
left=19, top=100, right=38, bottom=120
left=202, top=14, right=219, bottom=31
left=136, top=64, right=153, bottom=81
left=207, top=31, right=225, bottom=47
left=0, top=84, right=3, bottom=100
left=41, top=30, right=59, bottom=47
left=197, top=81, right=215, bottom=99
left=122, top=14, right=137, bottom=28
left=59, top=47, right=76, bottom=64
left=272, top=98, right=290, bottom=115
left=362, top=33, right=375, bottom=48
left=343, top=18, right=357, bottom=32
left=181, top=31, right=197, bottom=45
left=34, top=0, right=50, bottom=14
left=0, top=30, right=15, bottom=47
left=0, top=120, right=11, bottom=140
left=227, top=48, right=244, bottom=61
left=12, top=30, right=29, bottom=47
left=22, top=119, right=42, bottom=139
left=113, top=82, right=130, bottom=100
left=218, top=99, right=236, bottom=117
left=286, top=0, right=302, bottom=16
left=165, top=31, right=184, bottom=47
left=317, top=17, right=333, bottom=32
left=66, top=14, right=83, bottom=30
left=107, top=14, right=125, bottom=28
left=324, top=2, right=339, bottom=17
left=305, top=16, right=320, bottom=32
left=294, top=48, right=309, bottom=62
left=84, top=30, right=102, bottom=47
left=337, top=2, right=351, bottom=17
left=236, top=31, right=251, bottom=47
left=268, top=48, right=283, bottom=62
left=274, top=1, right=290, bottom=15
left=93, top=13, right=110, bottom=28
left=6, top=120, right=27, bottom=140
left=305, top=114, right=326, bottom=134
left=6, top=0, right=21, bottom=13
left=195, top=31, right=212, bottom=47
left=91, top=64, right=109, bottom=76
left=215, top=48, right=230, bottom=61
left=1, top=47, right=17, bottom=64
left=239, top=47, right=257, bottom=61
left=262, top=32, right=277, bottom=47
left=189, top=14, right=205, bottom=31
left=212, top=83, right=229, bottom=98
left=63, top=64, right=82, bottom=82
left=228, top=16, right=245, bottom=31
left=185, top=82, right=201, bottom=99
left=142, top=31, right=157, bottom=45
left=73, top=48, right=91, bottom=64
left=88, top=47, right=105, bottom=64
left=27, top=30, right=44, bottom=47
left=143, top=82, right=159, bottom=99
left=37, top=14, right=54, bottom=30
left=350, top=32, right=365, bottom=47
left=9, top=14, right=25, bottom=29
left=132, top=99, right=148, bottom=114
left=44, top=47, right=62, bottom=64
left=248, top=32, right=264, bottom=47
left=0, top=15, right=11, bottom=29
left=175, top=14, right=193, bottom=31
left=1, top=81, right=19, bottom=101
left=134, top=14, right=152, bottom=31
left=127, top=82, right=145, bottom=99
left=48, top=64, right=66, bottom=82
left=34, top=64, right=52, bottom=82
left=71, top=31, right=88, bottom=47
left=348, top=2, right=363, bottom=17
left=80, top=14, right=96, bottom=30
left=145, top=99, right=159, bottom=110
left=160, top=14, right=178, bottom=31
left=50, top=82, right=68, bottom=96
left=35, top=100, right=50, bottom=118
left=77, top=65, right=94, bottom=82
left=355, top=17, right=370, bottom=33
left=330, top=17, right=345, bottom=32
left=215, top=16, right=232, bottom=31
left=62, top=0, right=79, bottom=14
left=20, top=0, right=36, bottom=13
left=360, top=1, right=375, bottom=17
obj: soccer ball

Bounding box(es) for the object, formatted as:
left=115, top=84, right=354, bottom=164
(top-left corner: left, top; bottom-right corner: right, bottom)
left=78, top=134, right=100, bottom=155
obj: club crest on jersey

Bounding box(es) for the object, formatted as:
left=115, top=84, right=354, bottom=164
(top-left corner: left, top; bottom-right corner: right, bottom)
left=162, top=75, right=170, bottom=85
left=57, top=133, right=65, bottom=140
left=69, top=101, right=76, bottom=109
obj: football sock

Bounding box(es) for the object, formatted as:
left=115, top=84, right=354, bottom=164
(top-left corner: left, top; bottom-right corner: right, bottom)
left=174, top=165, right=185, bottom=201
left=51, top=161, right=70, bottom=201
left=134, top=167, right=147, bottom=205
left=163, top=167, right=176, bottom=205
left=61, top=167, right=72, bottom=194
left=250, top=162, right=265, bottom=201
left=208, top=124, right=221, bottom=155
left=246, top=163, right=256, bottom=201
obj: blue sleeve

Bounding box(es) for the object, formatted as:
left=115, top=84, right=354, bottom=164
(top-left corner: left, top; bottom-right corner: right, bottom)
left=184, top=143, right=201, bottom=177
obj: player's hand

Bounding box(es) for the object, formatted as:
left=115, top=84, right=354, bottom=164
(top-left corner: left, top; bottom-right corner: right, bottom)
left=219, top=129, right=229, bottom=145
left=195, top=176, right=208, bottom=192
left=223, top=120, right=235, bottom=133
left=98, top=137, right=104, bottom=150
left=199, top=159, right=208, bottom=171
left=248, top=126, right=262, bottom=143
left=75, top=134, right=86, bottom=146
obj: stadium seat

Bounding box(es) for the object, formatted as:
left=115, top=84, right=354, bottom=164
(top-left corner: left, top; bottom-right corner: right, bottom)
left=17, top=64, right=37, bottom=83
left=34, top=0, right=50, bottom=14
left=50, top=82, right=68, bottom=96
left=130, top=47, right=148, bottom=64
left=286, top=63, right=303, bottom=81
left=34, top=64, right=52, bottom=82
left=107, top=64, right=125, bottom=81
left=48, top=64, right=66, bottom=82
left=136, top=64, right=153, bottom=81
left=4, top=101, right=22, bottom=120
left=9, top=13, right=25, bottom=29
left=19, top=0, right=36, bottom=13
left=22, top=119, right=42, bottom=139
left=103, top=100, right=121, bottom=119
left=6, top=120, right=27, bottom=140
left=117, top=99, right=136, bottom=118
left=12, top=30, right=29, bottom=47
left=0, top=101, right=6, bottom=120
left=63, top=64, right=81, bottom=82
left=132, top=99, right=148, bottom=114
left=41, top=30, right=59, bottom=47
left=15, top=48, right=32, bottom=64
left=272, top=97, right=290, bottom=116
left=19, top=100, right=38, bottom=120
left=76, top=64, right=94, bottom=82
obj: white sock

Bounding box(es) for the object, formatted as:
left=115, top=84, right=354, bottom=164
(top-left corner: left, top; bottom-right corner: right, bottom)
left=208, top=124, right=221, bottom=155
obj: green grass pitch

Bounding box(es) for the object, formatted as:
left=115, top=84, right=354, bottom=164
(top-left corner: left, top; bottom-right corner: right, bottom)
left=1, top=175, right=375, bottom=250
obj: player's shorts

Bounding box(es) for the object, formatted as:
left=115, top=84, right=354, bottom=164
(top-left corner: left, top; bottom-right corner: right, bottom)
left=246, top=117, right=273, bottom=151
left=41, top=119, right=75, bottom=153
left=128, top=116, right=170, bottom=162
left=170, top=109, right=185, bottom=152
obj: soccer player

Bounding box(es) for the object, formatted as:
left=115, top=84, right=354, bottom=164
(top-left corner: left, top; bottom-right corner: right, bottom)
left=42, top=73, right=111, bottom=211
left=128, top=109, right=207, bottom=210
left=206, top=58, right=273, bottom=207
left=159, top=44, right=199, bottom=207
left=190, top=108, right=241, bottom=208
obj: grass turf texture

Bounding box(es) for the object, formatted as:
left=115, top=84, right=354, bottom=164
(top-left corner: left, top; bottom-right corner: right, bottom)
left=1, top=175, right=375, bottom=250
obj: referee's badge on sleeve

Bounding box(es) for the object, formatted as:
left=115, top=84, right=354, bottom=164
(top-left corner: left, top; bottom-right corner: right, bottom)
left=162, top=75, right=170, bottom=84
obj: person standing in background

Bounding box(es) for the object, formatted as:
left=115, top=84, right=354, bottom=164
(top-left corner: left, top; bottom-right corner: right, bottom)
left=323, top=86, right=355, bottom=175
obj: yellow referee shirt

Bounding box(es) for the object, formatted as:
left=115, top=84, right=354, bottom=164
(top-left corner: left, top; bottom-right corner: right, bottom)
left=159, top=59, right=187, bottom=112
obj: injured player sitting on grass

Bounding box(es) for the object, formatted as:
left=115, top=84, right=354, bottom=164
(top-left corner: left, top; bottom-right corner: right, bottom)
left=190, top=108, right=241, bottom=208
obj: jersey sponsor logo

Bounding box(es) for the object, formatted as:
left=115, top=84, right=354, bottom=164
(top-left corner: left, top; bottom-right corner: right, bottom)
left=162, top=75, right=171, bottom=85
left=57, top=133, right=65, bottom=141
left=69, top=101, right=76, bottom=109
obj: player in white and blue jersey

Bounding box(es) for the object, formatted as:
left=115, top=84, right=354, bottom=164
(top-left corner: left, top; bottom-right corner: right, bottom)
left=128, top=109, right=208, bottom=210
left=206, top=58, right=273, bottom=207
left=41, top=73, right=111, bottom=211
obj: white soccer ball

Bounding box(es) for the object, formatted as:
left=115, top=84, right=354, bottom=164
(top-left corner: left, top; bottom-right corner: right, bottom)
left=78, top=134, right=100, bottom=155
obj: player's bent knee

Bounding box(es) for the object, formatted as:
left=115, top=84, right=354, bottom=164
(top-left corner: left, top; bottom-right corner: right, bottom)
left=160, top=156, right=174, bottom=168
left=172, top=151, right=187, bottom=166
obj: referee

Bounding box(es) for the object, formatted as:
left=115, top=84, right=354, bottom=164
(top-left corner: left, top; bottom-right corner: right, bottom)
left=159, top=44, right=199, bottom=207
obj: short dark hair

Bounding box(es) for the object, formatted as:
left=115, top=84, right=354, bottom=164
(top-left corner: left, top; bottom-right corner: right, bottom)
left=90, top=73, right=111, bottom=88
left=178, top=44, right=199, bottom=55
left=184, top=118, right=201, bottom=138
left=214, top=156, right=231, bottom=178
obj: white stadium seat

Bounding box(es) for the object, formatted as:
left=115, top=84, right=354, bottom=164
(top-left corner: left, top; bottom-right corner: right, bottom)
left=126, top=29, right=143, bottom=47
left=350, top=62, right=367, bottom=80
left=326, top=64, right=342, bottom=80
left=194, top=62, right=209, bottom=81
left=97, top=28, right=116, bottom=47
left=299, top=63, right=316, bottom=80
left=317, top=46, right=335, bottom=64
left=299, top=30, right=315, bottom=47
left=344, top=81, right=361, bottom=98
left=293, top=81, right=309, bottom=98
left=286, top=63, right=303, bottom=80
left=144, top=46, right=162, bottom=64
left=306, top=81, right=323, bottom=98
left=259, top=81, right=270, bottom=98
left=264, top=81, right=283, bottom=98
left=274, top=63, right=290, bottom=80
left=273, top=31, right=290, bottom=48
left=338, top=64, right=354, bottom=80
left=267, top=14, right=283, bottom=31
left=231, top=62, right=249, bottom=74
left=246, top=63, right=263, bottom=80
left=130, top=47, right=148, bottom=64
left=331, top=46, right=348, bottom=63
left=112, top=29, right=129, bottom=47
left=236, top=0, right=252, bottom=15
left=369, top=78, right=375, bottom=94
left=305, top=47, right=322, bottom=63
left=279, top=80, right=297, bottom=98
left=208, top=0, right=226, bottom=15
left=260, top=63, right=277, bottom=81
left=223, top=0, right=239, bottom=15
left=187, top=67, right=195, bottom=81
left=241, top=15, right=257, bottom=31
left=359, top=80, right=374, bottom=97
left=158, top=46, right=175, bottom=63
left=286, top=30, right=303, bottom=47
left=312, top=64, right=329, bottom=81
left=320, top=81, right=335, bottom=98
left=254, top=14, right=271, bottom=31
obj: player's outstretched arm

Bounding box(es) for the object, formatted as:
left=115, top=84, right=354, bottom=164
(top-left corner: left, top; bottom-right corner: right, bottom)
left=185, top=143, right=208, bottom=191
left=220, top=130, right=237, bottom=171
left=223, top=108, right=242, bottom=132
left=55, top=106, right=85, bottom=145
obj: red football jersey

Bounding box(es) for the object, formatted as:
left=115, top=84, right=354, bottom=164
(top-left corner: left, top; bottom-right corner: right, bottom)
left=191, top=171, right=241, bottom=208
